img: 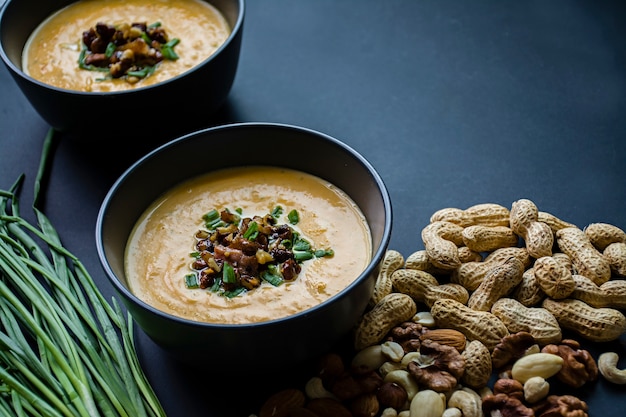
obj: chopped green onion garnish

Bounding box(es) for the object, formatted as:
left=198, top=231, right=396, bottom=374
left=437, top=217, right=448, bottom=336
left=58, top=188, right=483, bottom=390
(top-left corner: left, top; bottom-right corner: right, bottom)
left=187, top=205, right=334, bottom=297
left=293, top=239, right=311, bottom=251
left=104, top=42, right=116, bottom=58
left=203, top=209, right=220, bottom=222
left=161, top=38, right=180, bottom=60
left=165, top=38, right=180, bottom=48
left=293, top=251, right=314, bottom=261
left=271, top=206, right=283, bottom=218
left=222, top=263, right=236, bottom=284
left=210, top=278, right=222, bottom=292
left=224, top=287, right=246, bottom=298
left=203, top=209, right=225, bottom=229
left=315, top=249, right=334, bottom=258
left=190, top=251, right=201, bottom=258
left=78, top=46, right=87, bottom=68
left=260, top=270, right=283, bottom=286
left=127, top=65, right=156, bottom=78
left=267, top=264, right=282, bottom=275
left=184, top=274, right=200, bottom=288
left=78, top=20, right=178, bottom=83
left=141, top=32, right=152, bottom=44
left=243, top=221, right=259, bottom=240
left=288, top=209, right=300, bottom=224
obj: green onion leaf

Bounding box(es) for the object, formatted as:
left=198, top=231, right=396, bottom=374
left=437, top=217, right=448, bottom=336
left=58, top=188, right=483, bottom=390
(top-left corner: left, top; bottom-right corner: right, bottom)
left=127, top=65, right=155, bottom=78
left=267, top=264, right=282, bottom=276
left=141, top=32, right=152, bottom=44
left=203, top=209, right=220, bottom=222
left=161, top=38, right=180, bottom=60
left=271, top=206, right=283, bottom=218
left=224, top=287, right=246, bottom=298
left=78, top=45, right=88, bottom=67
left=293, top=239, right=311, bottom=251
left=164, top=38, right=180, bottom=48
left=222, top=263, right=236, bottom=284
left=104, top=42, right=116, bottom=58
left=210, top=278, right=222, bottom=293
left=203, top=209, right=225, bottom=230
left=314, top=249, right=334, bottom=258
left=184, top=274, right=200, bottom=289
left=293, top=251, right=314, bottom=262
left=243, top=221, right=258, bottom=240
left=260, top=270, right=283, bottom=286
left=287, top=209, right=299, bottom=224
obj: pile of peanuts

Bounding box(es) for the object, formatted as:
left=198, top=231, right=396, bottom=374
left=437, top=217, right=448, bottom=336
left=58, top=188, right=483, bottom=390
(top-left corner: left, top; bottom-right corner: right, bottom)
left=254, top=199, right=626, bottom=417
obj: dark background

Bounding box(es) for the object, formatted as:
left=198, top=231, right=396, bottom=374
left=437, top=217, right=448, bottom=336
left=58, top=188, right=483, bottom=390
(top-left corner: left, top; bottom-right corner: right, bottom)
left=1, top=0, right=625, bottom=415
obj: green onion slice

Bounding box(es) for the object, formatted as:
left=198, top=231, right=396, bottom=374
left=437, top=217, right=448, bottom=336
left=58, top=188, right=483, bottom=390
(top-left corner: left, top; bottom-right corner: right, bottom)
left=104, top=42, right=116, bottom=58
left=293, top=251, right=314, bottom=262
left=222, top=263, right=236, bottom=284
left=271, top=206, right=283, bottom=218
left=260, top=270, right=283, bottom=286
left=243, top=221, right=259, bottom=240
left=161, top=39, right=180, bottom=60
left=127, top=65, right=156, bottom=78
left=287, top=209, right=299, bottom=224
left=315, top=249, right=334, bottom=258
left=293, top=238, right=311, bottom=251
left=184, top=274, right=200, bottom=289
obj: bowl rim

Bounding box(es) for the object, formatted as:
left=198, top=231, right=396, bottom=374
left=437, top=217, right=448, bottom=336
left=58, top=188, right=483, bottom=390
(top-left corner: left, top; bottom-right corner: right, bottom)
left=0, top=0, right=245, bottom=96
left=95, top=121, right=393, bottom=329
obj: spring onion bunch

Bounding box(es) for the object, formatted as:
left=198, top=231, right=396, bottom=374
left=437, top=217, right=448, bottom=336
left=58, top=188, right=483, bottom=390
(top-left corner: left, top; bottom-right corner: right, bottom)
left=0, top=129, right=166, bottom=416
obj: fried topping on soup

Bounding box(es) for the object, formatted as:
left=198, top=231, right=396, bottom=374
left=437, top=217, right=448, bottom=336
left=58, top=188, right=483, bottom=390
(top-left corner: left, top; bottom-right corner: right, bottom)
left=185, top=206, right=334, bottom=298
left=80, top=21, right=180, bottom=83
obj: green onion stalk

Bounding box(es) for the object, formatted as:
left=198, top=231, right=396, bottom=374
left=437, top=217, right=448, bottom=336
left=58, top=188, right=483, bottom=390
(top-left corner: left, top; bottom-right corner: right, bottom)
left=0, top=129, right=166, bottom=416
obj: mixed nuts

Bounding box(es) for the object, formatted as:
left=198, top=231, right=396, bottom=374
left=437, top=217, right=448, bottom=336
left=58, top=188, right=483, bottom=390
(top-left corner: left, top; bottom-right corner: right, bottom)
left=253, top=199, right=626, bottom=417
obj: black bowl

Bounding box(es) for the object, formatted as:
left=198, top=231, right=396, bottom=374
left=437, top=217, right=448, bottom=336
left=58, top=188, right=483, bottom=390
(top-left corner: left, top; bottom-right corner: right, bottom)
left=0, top=0, right=244, bottom=133
left=95, top=122, right=393, bottom=371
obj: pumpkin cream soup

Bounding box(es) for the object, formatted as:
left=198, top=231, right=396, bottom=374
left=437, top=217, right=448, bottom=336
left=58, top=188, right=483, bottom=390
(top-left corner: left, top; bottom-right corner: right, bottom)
left=124, top=166, right=372, bottom=324
left=23, top=0, right=230, bottom=92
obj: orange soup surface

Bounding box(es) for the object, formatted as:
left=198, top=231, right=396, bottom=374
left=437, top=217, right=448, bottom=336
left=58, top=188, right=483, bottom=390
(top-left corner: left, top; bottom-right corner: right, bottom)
left=23, top=0, right=230, bottom=92
left=124, top=166, right=373, bottom=324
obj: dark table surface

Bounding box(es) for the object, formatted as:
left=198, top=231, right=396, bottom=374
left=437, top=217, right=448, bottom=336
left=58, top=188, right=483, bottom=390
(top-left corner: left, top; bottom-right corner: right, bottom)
left=2, top=0, right=625, bottom=416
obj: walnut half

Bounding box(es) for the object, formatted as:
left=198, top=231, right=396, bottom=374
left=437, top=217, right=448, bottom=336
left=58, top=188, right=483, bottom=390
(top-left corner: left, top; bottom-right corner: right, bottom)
left=541, top=339, right=598, bottom=388
left=406, top=339, right=465, bottom=392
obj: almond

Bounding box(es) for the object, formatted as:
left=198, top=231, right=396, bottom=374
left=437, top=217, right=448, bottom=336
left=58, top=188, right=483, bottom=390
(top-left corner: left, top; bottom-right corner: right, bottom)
left=306, top=397, right=353, bottom=417
left=350, top=392, right=380, bottom=417
left=419, top=328, right=467, bottom=352
left=287, top=407, right=322, bottom=417
left=259, top=388, right=306, bottom=417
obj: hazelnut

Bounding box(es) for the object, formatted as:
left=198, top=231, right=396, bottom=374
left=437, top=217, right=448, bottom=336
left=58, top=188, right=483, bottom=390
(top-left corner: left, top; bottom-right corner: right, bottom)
left=376, top=382, right=408, bottom=410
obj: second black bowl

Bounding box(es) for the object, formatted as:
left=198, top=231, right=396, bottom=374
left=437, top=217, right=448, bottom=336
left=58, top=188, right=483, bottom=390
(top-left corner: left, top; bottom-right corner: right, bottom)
left=0, top=0, right=244, bottom=133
